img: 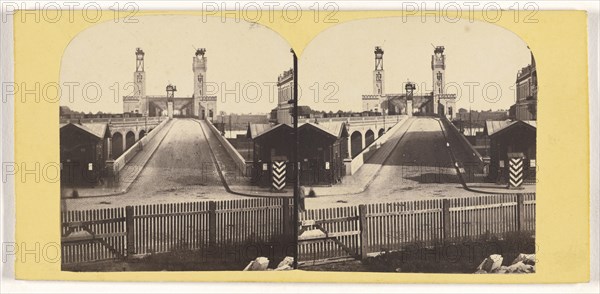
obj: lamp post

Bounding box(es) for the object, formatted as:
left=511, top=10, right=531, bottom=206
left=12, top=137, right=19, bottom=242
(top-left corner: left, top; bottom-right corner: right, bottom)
left=166, top=84, right=176, bottom=119
left=221, top=114, right=225, bottom=136
left=289, top=48, right=299, bottom=269
left=166, top=84, right=176, bottom=99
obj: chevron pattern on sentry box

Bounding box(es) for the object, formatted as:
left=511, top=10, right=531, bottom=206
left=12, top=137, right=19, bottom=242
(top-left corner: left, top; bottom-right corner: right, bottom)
left=509, top=157, right=524, bottom=188
left=272, top=161, right=287, bottom=191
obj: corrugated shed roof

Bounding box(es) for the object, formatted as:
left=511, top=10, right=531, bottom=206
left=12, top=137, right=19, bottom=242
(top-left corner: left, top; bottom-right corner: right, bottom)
left=250, top=122, right=348, bottom=140
left=485, top=120, right=513, bottom=136
left=60, top=122, right=109, bottom=139
left=247, top=123, right=276, bottom=139
left=300, top=121, right=347, bottom=138
left=486, top=120, right=536, bottom=136
left=524, top=120, right=536, bottom=128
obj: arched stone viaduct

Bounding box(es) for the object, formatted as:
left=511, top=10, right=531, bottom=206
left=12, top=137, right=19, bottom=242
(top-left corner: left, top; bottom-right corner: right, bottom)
left=305, top=115, right=405, bottom=159
left=344, top=115, right=404, bottom=158
left=60, top=116, right=165, bottom=159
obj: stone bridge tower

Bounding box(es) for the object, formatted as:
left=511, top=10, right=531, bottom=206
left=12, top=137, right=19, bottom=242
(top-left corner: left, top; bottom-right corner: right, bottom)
left=431, top=46, right=446, bottom=115
left=192, top=48, right=213, bottom=120
left=134, top=48, right=146, bottom=100
left=123, top=48, right=147, bottom=114
left=373, top=46, right=385, bottom=96
left=405, top=81, right=416, bottom=116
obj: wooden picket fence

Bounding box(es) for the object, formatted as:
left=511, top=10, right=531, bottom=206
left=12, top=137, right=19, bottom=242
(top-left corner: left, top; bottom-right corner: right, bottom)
left=61, top=198, right=293, bottom=265
left=62, top=194, right=535, bottom=266
left=61, top=207, right=126, bottom=264
left=298, top=193, right=535, bottom=265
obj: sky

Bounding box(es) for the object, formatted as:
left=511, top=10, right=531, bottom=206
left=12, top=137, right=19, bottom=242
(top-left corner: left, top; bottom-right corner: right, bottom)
left=60, top=15, right=292, bottom=114
left=60, top=15, right=533, bottom=114
left=299, top=17, right=533, bottom=112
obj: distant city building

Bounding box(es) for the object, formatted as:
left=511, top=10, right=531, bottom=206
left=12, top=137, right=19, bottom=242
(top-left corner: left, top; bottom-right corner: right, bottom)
left=123, top=48, right=217, bottom=121
left=275, top=68, right=294, bottom=125
left=362, top=46, right=456, bottom=119
left=511, top=52, right=537, bottom=121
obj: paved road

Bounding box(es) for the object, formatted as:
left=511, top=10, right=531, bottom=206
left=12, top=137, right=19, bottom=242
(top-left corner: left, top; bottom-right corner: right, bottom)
left=307, top=117, right=483, bottom=208
left=67, top=119, right=241, bottom=209
left=383, top=117, right=453, bottom=167
left=128, top=119, right=222, bottom=191
left=368, top=117, right=462, bottom=192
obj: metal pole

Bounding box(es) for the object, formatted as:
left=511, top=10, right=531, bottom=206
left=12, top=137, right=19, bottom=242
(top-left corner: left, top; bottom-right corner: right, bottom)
left=469, top=106, right=472, bottom=136
left=291, top=48, right=299, bottom=269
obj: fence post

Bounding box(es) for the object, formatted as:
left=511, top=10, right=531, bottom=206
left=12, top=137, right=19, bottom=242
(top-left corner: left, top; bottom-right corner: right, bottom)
left=516, top=194, right=525, bottom=231
left=358, top=205, right=368, bottom=260
left=282, top=197, right=290, bottom=237
left=209, top=201, right=217, bottom=249
left=125, top=206, right=134, bottom=258
left=442, top=199, right=451, bottom=242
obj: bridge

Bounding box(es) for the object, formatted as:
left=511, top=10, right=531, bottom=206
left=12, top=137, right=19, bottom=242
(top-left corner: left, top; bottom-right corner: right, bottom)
left=61, top=115, right=495, bottom=208
left=58, top=44, right=508, bottom=202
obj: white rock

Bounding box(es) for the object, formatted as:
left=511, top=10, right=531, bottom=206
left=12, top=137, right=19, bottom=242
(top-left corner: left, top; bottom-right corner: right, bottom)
left=512, top=253, right=535, bottom=265
left=243, top=257, right=270, bottom=271
left=243, top=261, right=254, bottom=271
left=477, top=254, right=503, bottom=273
left=505, top=261, right=534, bottom=273
left=496, top=266, right=509, bottom=274
left=273, top=265, right=292, bottom=271
left=276, top=256, right=294, bottom=269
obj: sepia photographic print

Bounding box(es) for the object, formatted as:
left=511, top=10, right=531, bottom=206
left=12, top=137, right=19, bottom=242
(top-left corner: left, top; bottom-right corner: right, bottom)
left=296, top=17, right=536, bottom=273
left=59, top=15, right=536, bottom=274
left=59, top=15, right=296, bottom=271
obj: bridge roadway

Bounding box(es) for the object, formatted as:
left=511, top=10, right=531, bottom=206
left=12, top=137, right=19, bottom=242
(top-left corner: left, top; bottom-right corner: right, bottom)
left=67, top=119, right=242, bottom=209
left=307, top=117, right=483, bottom=207
left=368, top=117, right=480, bottom=188
left=68, top=117, right=483, bottom=209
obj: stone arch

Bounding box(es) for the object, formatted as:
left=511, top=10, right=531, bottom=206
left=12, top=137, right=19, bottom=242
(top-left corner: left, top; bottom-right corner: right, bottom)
left=378, top=128, right=385, bottom=138
left=112, top=132, right=123, bottom=158
left=125, top=131, right=136, bottom=150
left=350, top=131, right=363, bottom=158
left=365, top=129, right=375, bottom=147
left=139, top=130, right=146, bottom=139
